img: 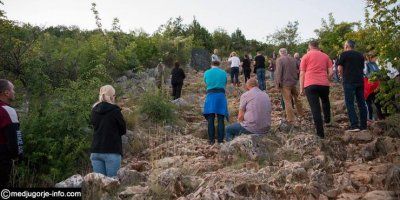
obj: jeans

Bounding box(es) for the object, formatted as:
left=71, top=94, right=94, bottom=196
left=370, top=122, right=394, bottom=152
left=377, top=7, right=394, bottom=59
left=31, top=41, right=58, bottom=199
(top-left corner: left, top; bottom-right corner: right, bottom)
left=270, top=71, right=275, bottom=81
left=205, top=114, right=225, bottom=144
left=281, top=86, right=304, bottom=122
left=0, top=159, right=12, bottom=188
left=256, top=68, right=266, bottom=90
left=226, top=122, right=253, bottom=142
left=343, top=83, right=367, bottom=129
left=172, top=83, right=183, bottom=100
left=230, top=67, right=239, bottom=84
left=90, top=153, right=121, bottom=177
left=305, top=85, right=331, bottom=138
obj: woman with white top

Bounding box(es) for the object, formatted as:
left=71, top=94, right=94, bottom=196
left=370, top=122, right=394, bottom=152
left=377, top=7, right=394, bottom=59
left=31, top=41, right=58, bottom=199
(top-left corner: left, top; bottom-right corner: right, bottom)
left=228, top=51, right=241, bottom=87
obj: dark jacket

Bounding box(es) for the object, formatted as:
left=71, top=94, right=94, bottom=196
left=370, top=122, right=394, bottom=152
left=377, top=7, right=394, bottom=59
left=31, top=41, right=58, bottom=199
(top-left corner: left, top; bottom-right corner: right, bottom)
left=0, top=100, right=24, bottom=160
left=90, top=102, right=126, bottom=156
left=171, top=67, right=186, bottom=85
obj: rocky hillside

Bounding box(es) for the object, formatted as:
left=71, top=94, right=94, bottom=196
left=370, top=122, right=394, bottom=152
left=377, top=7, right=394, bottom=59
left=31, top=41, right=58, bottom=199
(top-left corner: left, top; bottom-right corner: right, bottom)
left=57, top=67, right=400, bottom=200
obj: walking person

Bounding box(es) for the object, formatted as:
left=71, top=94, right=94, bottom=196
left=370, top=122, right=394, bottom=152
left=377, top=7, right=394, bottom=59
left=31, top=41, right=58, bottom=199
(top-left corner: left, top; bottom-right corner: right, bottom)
left=171, top=61, right=186, bottom=100
left=155, top=62, right=166, bottom=90
left=299, top=41, right=333, bottom=138
left=228, top=52, right=240, bottom=87
left=90, top=85, right=126, bottom=177
left=0, top=79, right=24, bottom=188
left=275, top=48, right=304, bottom=124
left=242, top=54, right=251, bottom=83
left=364, top=51, right=384, bottom=121
left=294, top=52, right=301, bottom=79
left=254, top=51, right=266, bottom=91
left=203, top=60, right=229, bottom=145
left=225, top=78, right=272, bottom=141
left=337, top=40, right=368, bottom=132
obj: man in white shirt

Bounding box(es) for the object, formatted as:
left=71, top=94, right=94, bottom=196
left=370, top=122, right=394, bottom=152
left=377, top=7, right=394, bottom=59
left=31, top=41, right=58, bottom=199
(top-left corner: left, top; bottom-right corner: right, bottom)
left=228, top=51, right=241, bottom=87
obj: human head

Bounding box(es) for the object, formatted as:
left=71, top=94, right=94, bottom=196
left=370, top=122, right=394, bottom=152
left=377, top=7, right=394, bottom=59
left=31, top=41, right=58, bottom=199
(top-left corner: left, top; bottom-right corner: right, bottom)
left=213, top=49, right=219, bottom=54
left=367, top=51, right=377, bottom=62
left=344, top=40, right=355, bottom=50
left=211, top=60, right=220, bottom=67
left=245, top=78, right=258, bottom=90
left=257, top=51, right=262, bottom=55
left=244, top=54, right=249, bottom=59
left=279, top=48, right=288, bottom=56
left=0, top=79, right=15, bottom=104
left=230, top=51, right=237, bottom=57
left=174, top=61, right=180, bottom=68
left=97, top=85, right=116, bottom=105
left=308, top=40, right=319, bottom=50
left=294, top=53, right=300, bottom=59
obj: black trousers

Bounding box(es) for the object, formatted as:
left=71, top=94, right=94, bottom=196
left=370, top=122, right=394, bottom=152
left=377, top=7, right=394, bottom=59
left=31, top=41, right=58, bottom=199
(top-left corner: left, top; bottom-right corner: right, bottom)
left=172, top=83, right=183, bottom=100
left=0, top=159, right=12, bottom=188
left=366, top=92, right=384, bottom=120
left=243, top=69, right=251, bottom=83
left=230, top=67, right=239, bottom=84
left=305, top=85, right=331, bottom=138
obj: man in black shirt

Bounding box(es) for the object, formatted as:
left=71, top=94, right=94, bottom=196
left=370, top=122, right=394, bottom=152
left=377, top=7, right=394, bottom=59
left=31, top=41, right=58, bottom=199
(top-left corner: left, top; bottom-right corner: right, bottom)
left=254, top=51, right=266, bottom=91
left=337, top=40, right=367, bottom=132
left=171, top=61, right=186, bottom=99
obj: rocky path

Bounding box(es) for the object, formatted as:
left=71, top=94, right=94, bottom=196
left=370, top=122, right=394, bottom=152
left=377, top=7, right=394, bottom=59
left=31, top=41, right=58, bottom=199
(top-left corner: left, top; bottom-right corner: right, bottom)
left=58, top=68, right=400, bottom=200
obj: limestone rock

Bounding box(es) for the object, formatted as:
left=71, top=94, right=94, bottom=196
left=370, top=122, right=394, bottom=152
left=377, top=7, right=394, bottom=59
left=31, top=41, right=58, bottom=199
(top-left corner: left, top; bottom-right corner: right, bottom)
left=82, top=173, right=120, bottom=200
left=55, top=174, right=83, bottom=188
left=362, top=190, right=396, bottom=200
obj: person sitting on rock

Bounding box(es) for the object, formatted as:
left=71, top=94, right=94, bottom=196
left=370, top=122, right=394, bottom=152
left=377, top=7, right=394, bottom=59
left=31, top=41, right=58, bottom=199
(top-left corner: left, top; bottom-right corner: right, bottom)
left=203, top=60, right=229, bottom=145
left=226, top=78, right=272, bottom=141
left=90, top=85, right=126, bottom=177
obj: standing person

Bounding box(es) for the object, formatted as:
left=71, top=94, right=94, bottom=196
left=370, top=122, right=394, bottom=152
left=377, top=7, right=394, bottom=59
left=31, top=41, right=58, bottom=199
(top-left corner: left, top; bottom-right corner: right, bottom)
left=268, top=57, right=276, bottom=82
left=171, top=61, right=186, bottom=100
left=254, top=51, right=266, bottom=91
left=242, top=54, right=251, bottom=83
left=228, top=52, right=240, bottom=87
left=211, top=49, right=221, bottom=62
left=337, top=40, right=368, bottom=132
left=294, top=52, right=301, bottom=78
left=275, top=48, right=304, bottom=124
left=299, top=41, right=333, bottom=138
left=90, top=85, right=126, bottom=177
left=203, top=60, right=229, bottom=145
left=0, top=79, right=24, bottom=188
left=364, top=51, right=384, bottom=121
left=225, top=78, right=272, bottom=141
left=332, top=58, right=340, bottom=82
left=155, top=62, right=166, bottom=90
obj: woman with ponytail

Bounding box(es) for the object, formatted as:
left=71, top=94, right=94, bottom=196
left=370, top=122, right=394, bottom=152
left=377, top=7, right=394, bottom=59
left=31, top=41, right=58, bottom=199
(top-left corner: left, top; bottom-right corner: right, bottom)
left=90, top=85, right=126, bottom=177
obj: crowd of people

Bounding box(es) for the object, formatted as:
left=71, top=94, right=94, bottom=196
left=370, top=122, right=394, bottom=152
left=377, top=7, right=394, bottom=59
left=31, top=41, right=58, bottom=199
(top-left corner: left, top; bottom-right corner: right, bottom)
left=0, top=40, right=397, bottom=186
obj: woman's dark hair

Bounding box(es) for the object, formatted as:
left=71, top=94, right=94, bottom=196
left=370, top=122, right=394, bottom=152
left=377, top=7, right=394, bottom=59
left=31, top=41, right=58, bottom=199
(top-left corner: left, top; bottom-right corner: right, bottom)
left=212, top=60, right=220, bottom=66
left=174, top=61, right=180, bottom=68
left=244, top=54, right=249, bottom=59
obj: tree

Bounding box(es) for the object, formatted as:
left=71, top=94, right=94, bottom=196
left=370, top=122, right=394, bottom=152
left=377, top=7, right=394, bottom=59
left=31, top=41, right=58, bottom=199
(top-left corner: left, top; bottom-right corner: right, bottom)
left=212, top=28, right=231, bottom=56
left=91, top=3, right=102, bottom=31
left=268, top=21, right=300, bottom=52
left=187, top=17, right=213, bottom=51
left=230, top=28, right=247, bottom=53
left=314, top=13, right=357, bottom=58
left=156, top=16, right=187, bottom=38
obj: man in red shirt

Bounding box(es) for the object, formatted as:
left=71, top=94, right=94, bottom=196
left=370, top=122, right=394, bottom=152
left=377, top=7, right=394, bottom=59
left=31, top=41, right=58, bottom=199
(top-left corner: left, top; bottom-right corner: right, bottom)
left=300, top=41, right=333, bottom=138
left=0, top=79, right=24, bottom=187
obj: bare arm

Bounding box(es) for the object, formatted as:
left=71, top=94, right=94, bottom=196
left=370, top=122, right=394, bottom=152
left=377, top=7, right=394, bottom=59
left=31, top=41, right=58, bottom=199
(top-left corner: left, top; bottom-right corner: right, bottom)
left=299, top=70, right=305, bottom=95
left=338, top=65, right=343, bottom=77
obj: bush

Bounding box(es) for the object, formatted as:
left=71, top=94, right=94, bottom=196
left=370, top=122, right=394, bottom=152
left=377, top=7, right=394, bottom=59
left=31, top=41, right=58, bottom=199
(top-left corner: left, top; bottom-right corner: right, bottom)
left=138, top=89, right=176, bottom=123
left=14, top=66, right=112, bottom=187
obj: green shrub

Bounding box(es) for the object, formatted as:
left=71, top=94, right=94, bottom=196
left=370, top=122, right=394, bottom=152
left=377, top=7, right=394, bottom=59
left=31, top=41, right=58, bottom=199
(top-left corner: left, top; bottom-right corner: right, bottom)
left=138, top=89, right=176, bottom=123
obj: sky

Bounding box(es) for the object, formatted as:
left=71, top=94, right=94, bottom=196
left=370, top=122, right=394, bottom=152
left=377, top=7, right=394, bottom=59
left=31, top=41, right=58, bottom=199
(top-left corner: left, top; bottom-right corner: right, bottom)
left=2, top=0, right=366, bottom=41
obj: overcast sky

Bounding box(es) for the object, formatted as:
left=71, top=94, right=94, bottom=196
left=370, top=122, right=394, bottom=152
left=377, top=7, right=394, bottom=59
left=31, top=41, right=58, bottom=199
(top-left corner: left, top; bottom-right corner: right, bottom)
left=3, top=0, right=366, bottom=41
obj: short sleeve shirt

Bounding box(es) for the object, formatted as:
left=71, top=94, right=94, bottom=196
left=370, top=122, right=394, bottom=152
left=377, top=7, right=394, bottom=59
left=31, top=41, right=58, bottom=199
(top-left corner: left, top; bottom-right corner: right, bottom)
left=228, top=56, right=240, bottom=68
left=337, top=50, right=365, bottom=84
left=300, top=50, right=332, bottom=88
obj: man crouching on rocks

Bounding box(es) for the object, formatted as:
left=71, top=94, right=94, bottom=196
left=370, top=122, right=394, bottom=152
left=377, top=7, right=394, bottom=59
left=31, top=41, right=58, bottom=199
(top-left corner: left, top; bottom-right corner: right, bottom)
left=226, top=78, right=272, bottom=141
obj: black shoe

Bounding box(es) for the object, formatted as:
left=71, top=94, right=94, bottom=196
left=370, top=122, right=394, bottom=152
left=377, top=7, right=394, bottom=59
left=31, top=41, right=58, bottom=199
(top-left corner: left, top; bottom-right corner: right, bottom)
left=345, top=127, right=360, bottom=133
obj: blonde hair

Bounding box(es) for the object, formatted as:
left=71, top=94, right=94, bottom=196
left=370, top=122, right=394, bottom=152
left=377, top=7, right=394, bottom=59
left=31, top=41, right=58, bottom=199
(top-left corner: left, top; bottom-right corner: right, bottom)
left=94, top=85, right=116, bottom=107
left=230, top=51, right=237, bottom=57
